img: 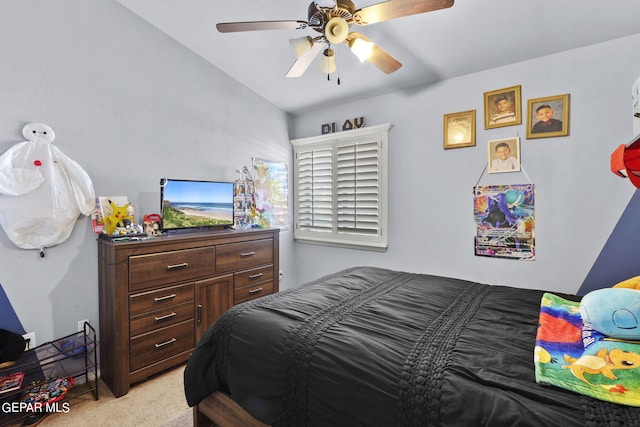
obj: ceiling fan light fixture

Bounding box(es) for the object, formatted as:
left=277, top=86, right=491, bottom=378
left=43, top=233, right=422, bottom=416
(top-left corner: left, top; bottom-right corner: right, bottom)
left=325, top=17, right=349, bottom=44
left=319, top=48, right=337, bottom=74
left=350, top=38, right=374, bottom=62
left=290, top=36, right=314, bottom=57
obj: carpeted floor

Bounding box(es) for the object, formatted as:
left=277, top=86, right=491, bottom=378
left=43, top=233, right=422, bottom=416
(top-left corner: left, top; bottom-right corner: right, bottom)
left=30, top=364, right=191, bottom=427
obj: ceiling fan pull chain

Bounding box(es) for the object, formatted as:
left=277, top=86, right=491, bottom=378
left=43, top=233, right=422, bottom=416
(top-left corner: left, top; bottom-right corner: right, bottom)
left=337, top=46, right=341, bottom=85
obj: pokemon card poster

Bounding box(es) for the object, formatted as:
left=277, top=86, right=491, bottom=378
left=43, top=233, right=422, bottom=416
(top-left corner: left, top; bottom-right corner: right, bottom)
left=474, top=184, right=535, bottom=260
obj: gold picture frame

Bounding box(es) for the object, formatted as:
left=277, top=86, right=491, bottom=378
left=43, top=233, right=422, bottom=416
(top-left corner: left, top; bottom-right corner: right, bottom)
left=488, top=137, right=520, bottom=174
left=526, top=94, right=570, bottom=139
left=483, top=85, right=522, bottom=129
left=443, top=110, right=476, bottom=149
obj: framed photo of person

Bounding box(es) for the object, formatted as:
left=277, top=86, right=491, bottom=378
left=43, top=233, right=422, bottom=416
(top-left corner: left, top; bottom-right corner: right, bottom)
left=488, top=137, right=520, bottom=174
left=526, top=94, right=570, bottom=139
left=484, top=85, right=522, bottom=129
left=443, top=110, right=476, bottom=149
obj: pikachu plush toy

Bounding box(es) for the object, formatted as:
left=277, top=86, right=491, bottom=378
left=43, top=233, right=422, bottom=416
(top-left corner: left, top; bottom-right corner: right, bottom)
left=102, top=199, right=134, bottom=235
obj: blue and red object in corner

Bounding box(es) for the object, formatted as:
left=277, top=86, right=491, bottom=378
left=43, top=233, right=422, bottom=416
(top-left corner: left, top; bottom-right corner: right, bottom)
left=611, top=135, right=640, bottom=189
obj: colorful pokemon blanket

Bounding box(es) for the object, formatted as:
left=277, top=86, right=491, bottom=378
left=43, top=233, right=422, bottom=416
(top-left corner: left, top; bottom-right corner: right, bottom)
left=535, top=292, right=640, bottom=406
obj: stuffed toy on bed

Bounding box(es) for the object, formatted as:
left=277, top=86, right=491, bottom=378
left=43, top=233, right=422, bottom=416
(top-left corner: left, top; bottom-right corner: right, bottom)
left=611, top=276, right=640, bottom=290
left=537, top=280, right=640, bottom=406
left=580, top=276, right=640, bottom=340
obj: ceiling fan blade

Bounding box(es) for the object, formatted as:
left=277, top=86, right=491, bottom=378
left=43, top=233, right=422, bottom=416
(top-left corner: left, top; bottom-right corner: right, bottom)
left=217, top=21, right=309, bottom=33
left=368, top=43, right=402, bottom=74
left=353, top=0, right=454, bottom=26
left=347, top=32, right=402, bottom=74
left=286, top=42, right=324, bottom=78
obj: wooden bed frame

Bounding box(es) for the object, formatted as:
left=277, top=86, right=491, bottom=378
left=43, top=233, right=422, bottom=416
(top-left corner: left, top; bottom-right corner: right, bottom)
left=194, top=391, right=269, bottom=427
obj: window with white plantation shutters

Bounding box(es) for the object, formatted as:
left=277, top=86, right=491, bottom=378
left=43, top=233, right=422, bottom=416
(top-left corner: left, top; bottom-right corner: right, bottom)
left=291, top=123, right=391, bottom=251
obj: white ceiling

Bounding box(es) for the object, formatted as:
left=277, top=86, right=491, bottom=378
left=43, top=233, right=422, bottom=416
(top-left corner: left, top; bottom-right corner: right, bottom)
left=116, top=0, right=640, bottom=114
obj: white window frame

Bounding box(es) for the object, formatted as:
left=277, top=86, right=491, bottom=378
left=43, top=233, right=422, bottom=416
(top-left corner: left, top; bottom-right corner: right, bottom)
left=291, top=123, right=392, bottom=251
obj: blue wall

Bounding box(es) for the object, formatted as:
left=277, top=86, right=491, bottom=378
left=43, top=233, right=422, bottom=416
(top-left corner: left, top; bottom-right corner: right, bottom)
left=579, top=190, right=640, bottom=295
left=0, top=284, right=25, bottom=334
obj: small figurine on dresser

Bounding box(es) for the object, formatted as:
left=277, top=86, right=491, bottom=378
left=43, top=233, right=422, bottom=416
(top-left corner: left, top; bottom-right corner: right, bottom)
left=234, top=166, right=262, bottom=228
left=96, top=196, right=144, bottom=236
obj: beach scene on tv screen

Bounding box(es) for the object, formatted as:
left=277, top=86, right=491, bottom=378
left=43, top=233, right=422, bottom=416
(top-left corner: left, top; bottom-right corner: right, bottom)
left=162, top=181, right=233, bottom=229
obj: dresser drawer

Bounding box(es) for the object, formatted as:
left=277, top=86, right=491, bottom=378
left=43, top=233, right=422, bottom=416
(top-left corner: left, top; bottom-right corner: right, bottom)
left=234, top=265, right=274, bottom=289
left=129, top=247, right=214, bottom=291
left=234, top=281, right=274, bottom=304
left=130, top=320, right=194, bottom=371
left=130, top=283, right=194, bottom=317
left=130, top=302, right=194, bottom=337
left=216, top=239, right=273, bottom=274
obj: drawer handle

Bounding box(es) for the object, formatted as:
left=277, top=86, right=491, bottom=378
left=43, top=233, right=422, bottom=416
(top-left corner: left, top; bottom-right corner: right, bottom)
left=167, top=262, right=189, bottom=271
left=240, top=251, right=256, bottom=257
left=154, top=294, right=177, bottom=303
left=249, top=287, right=264, bottom=294
left=155, top=338, right=177, bottom=349
left=248, top=273, right=263, bottom=279
left=155, top=312, right=177, bottom=322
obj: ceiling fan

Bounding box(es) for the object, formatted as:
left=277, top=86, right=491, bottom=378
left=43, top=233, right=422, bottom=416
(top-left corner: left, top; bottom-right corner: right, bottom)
left=216, top=0, right=454, bottom=79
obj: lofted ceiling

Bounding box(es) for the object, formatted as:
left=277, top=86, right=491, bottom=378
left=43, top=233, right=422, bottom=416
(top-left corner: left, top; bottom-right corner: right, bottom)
left=116, top=0, right=640, bottom=114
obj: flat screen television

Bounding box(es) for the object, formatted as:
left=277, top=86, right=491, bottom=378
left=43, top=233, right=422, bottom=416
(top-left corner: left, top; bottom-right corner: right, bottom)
left=160, top=178, right=234, bottom=232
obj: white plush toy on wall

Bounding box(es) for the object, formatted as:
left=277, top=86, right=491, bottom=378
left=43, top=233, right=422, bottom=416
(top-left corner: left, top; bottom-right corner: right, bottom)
left=0, top=123, right=95, bottom=255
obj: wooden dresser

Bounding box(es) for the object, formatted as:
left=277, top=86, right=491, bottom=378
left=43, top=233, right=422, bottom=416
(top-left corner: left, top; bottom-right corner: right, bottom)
left=97, top=228, right=279, bottom=397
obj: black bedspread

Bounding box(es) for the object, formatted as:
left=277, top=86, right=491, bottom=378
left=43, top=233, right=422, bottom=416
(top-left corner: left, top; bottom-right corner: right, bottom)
left=184, top=267, right=640, bottom=426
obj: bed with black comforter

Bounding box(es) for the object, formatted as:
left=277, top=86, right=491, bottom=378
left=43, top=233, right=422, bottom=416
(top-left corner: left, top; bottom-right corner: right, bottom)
left=184, top=266, right=640, bottom=426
